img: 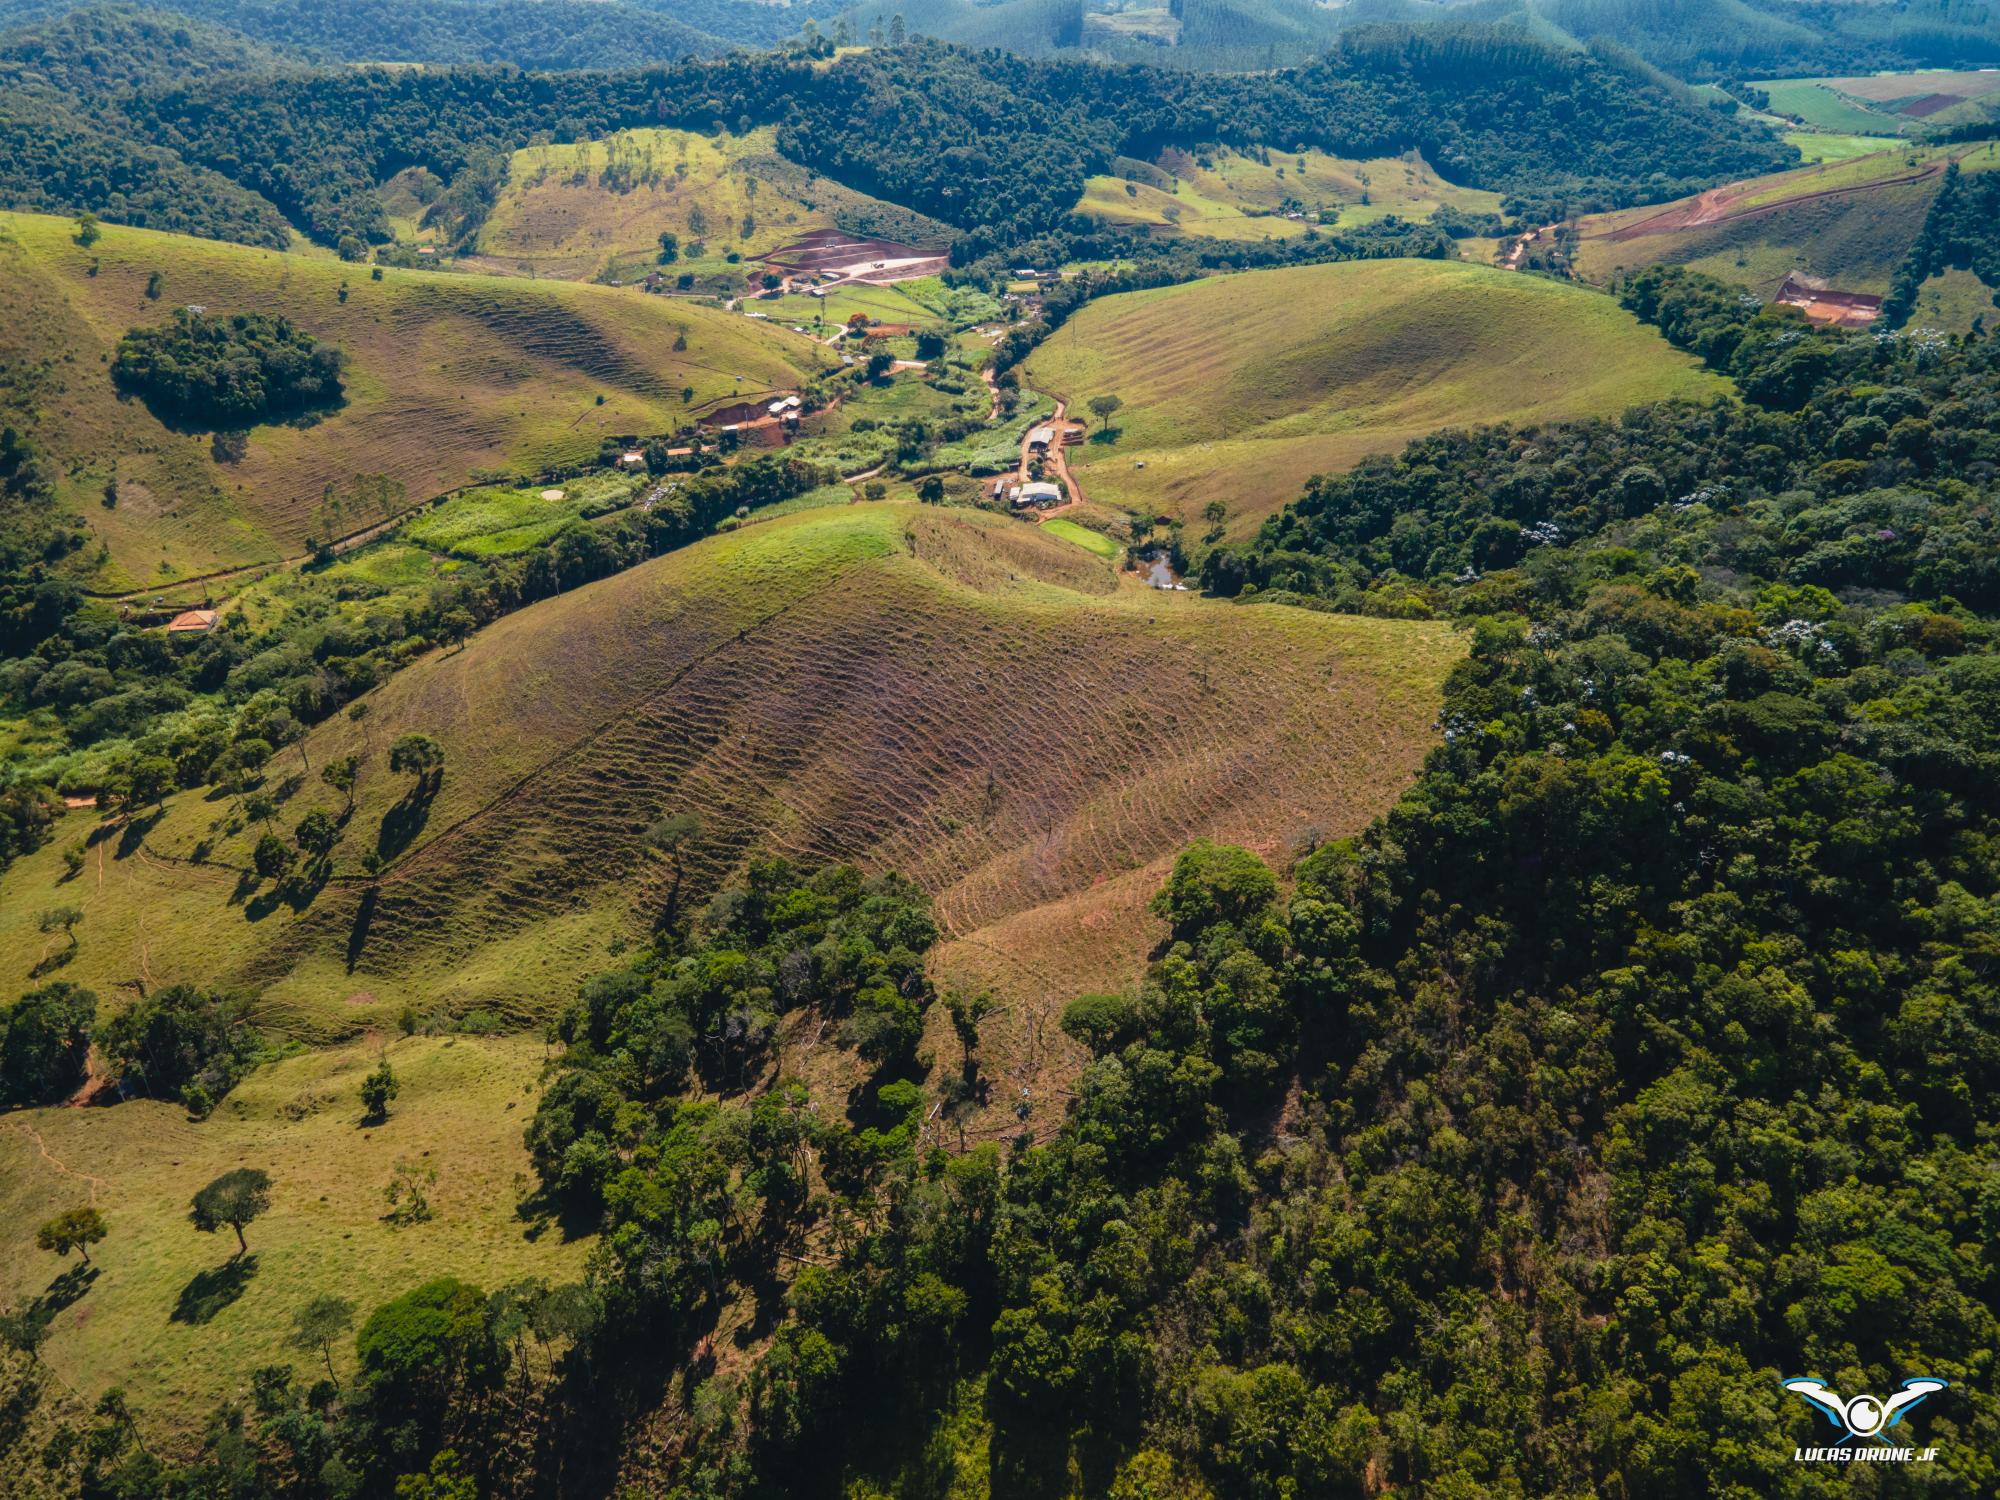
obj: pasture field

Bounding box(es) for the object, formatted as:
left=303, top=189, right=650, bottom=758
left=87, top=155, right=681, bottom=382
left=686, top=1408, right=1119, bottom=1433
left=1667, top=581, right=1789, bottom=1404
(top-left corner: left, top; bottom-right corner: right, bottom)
left=1785, top=132, right=1899, bottom=164
left=1075, top=145, right=1501, bottom=241
left=0, top=504, right=1459, bottom=1062
left=1022, top=258, right=1724, bottom=536
left=0, top=1033, right=586, bottom=1437
left=1906, top=267, right=2000, bottom=333
left=1755, top=78, right=1908, bottom=135
left=477, top=126, right=950, bottom=283
left=0, top=212, right=831, bottom=587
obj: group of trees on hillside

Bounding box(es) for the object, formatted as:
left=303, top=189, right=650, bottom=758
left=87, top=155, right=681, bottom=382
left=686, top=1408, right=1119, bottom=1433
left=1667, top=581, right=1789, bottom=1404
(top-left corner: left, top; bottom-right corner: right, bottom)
left=111, top=308, right=347, bottom=429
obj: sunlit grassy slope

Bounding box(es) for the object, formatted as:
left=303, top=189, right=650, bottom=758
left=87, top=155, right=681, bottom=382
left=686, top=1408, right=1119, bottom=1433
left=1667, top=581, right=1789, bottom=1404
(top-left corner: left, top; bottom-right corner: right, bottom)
left=0, top=211, right=831, bottom=587
left=0, top=503, right=1459, bottom=1042
left=475, top=125, right=951, bottom=282
left=1075, top=145, right=1501, bottom=241
left=1022, top=258, right=1726, bottom=535
left=0, top=1034, right=582, bottom=1438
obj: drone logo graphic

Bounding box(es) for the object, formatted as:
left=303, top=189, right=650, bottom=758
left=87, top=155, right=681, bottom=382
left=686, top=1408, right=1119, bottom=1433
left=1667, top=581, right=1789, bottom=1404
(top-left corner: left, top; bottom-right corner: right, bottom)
left=1783, top=1376, right=1947, bottom=1446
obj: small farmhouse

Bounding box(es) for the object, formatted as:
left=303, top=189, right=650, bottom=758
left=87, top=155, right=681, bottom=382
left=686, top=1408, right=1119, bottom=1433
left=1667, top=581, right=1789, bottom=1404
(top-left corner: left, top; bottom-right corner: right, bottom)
left=1026, top=426, right=1056, bottom=453
left=1013, top=481, right=1063, bottom=509
left=165, top=608, right=218, bottom=636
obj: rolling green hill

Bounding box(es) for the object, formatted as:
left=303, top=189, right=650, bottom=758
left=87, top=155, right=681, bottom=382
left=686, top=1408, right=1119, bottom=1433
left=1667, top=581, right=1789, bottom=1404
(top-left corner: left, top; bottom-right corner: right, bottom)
left=1075, top=144, right=1502, bottom=242
left=1021, top=257, right=1728, bottom=536
left=0, top=211, right=832, bottom=586
left=0, top=503, right=1458, bottom=1041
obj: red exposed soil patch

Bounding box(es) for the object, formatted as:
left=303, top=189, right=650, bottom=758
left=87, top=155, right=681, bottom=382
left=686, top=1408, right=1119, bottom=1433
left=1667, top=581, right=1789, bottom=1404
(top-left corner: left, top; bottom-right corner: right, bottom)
left=1898, top=93, right=1962, bottom=118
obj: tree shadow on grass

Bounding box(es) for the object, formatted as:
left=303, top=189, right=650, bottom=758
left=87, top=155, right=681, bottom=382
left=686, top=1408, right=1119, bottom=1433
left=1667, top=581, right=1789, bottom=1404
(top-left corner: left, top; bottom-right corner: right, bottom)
left=345, top=886, right=378, bottom=973
left=115, top=808, right=164, bottom=859
left=30, top=1263, right=99, bottom=1327
left=1086, top=425, right=1124, bottom=446
left=170, top=1253, right=259, bottom=1325
left=29, top=946, right=77, bottom=979
left=376, top=782, right=438, bottom=863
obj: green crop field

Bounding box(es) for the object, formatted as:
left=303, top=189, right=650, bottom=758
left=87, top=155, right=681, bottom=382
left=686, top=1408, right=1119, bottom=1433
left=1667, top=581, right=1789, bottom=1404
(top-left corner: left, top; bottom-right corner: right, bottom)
left=1038, top=517, right=1119, bottom=557
left=1075, top=145, right=1502, bottom=242
left=1021, top=259, right=1725, bottom=536
left=0, top=1033, right=586, bottom=1438
left=475, top=126, right=951, bottom=283
left=0, top=503, right=1459, bottom=1049
left=0, top=212, right=833, bottom=588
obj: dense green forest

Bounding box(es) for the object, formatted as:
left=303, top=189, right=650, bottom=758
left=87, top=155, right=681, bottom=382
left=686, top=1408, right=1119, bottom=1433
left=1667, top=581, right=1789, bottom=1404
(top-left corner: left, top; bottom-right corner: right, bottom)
left=0, top=0, right=844, bottom=67
left=39, top=29, right=1784, bottom=256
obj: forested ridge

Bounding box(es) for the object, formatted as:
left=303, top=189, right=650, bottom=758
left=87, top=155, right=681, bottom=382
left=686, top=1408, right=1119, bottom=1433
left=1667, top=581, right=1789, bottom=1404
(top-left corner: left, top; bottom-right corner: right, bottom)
left=0, top=0, right=841, bottom=68
left=0, top=27, right=1792, bottom=255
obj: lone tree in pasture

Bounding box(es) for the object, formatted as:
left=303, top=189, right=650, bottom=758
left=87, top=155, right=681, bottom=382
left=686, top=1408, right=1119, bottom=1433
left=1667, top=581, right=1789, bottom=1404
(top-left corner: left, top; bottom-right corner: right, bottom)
left=253, top=832, right=294, bottom=883
left=384, top=1156, right=438, bottom=1227
left=360, top=1058, right=399, bottom=1123
left=288, top=1293, right=355, bottom=1387
left=321, top=755, right=359, bottom=815
left=389, top=733, right=444, bottom=791
left=1088, top=393, right=1123, bottom=432
left=38, top=906, right=83, bottom=952
left=294, top=807, right=338, bottom=862
left=74, top=211, right=100, bottom=247
left=37, top=1207, right=107, bottom=1266
left=190, top=1167, right=271, bottom=1257
left=437, top=607, right=475, bottom=654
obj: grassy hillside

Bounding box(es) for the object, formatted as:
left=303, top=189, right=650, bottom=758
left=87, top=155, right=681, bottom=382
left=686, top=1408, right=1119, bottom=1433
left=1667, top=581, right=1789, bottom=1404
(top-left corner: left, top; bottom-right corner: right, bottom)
left=1021, top=258, right=1726, bottom=535
left=474, top=125, right=951, bottom=283
left=1570, top=140, right=2000, bottom=297
left=1074, top=144, right=1502, bottom=241
left=0, top=503, right=1458, bottom=1042
left=0, top=211, right=831, bottom=586
left=0, top=1032, right=585, bottom=1438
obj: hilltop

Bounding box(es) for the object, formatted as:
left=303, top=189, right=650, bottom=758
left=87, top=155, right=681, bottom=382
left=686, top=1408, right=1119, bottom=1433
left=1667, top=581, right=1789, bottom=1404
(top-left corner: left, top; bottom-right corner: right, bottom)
left=1022, top=257, right=1728, bottom=536
left=0, top=502, right=1459, bottom=1040
left=0, top=211, right=831, bottom=586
